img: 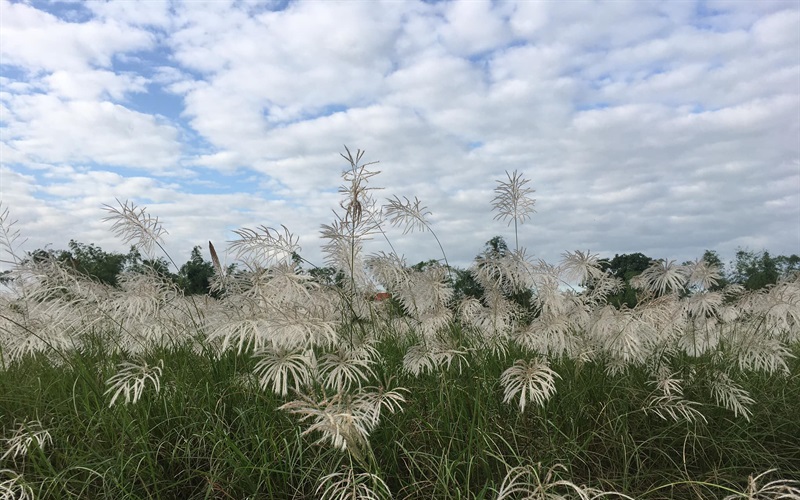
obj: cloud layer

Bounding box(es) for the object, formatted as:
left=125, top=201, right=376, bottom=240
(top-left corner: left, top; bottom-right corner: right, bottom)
left=2, top=0, right=798, bottom=271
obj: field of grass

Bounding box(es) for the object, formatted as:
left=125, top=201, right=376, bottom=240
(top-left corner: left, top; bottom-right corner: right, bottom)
left=2, top=149, right=799, bottom=499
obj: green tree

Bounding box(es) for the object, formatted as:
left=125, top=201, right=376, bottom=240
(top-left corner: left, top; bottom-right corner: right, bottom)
left=25, top=241, right=179, bottom=288
left=307, top=266, right=344, bottom=288
left=479, top=236, right=509, bottom=259
left=178, top=246, right=216, bottom=296
left=55, top=240, right=130, bottom=287
left=451, top=266, right=484, bottom=303
left=599, top=252, right=653, bottom=308
left=730, top=249, right=798, bottom=290
left=124, top=247, right=176, bottom=282
left=700, top=249, right=728, bottom=291
left=775, top=253, right=800, bottom=280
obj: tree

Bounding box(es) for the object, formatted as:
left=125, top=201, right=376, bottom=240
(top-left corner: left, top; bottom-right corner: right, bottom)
left=124, top=247, right=176, bottom=283
left=307, top=266, right=345, bottom=288
left=451, top=266, right=484, bottom=303
left=599, top=252, right=653, bottom=308
left=775, top=253, right=800, bottom=280
left=45, top=240, right=132, bottom=287
left=24, top=241, right=182, bottom=288
left=410, top=259, right=441, bottom=273
left=730, top=249, right=798, bottom=290
left=479, top=236, right=509, bottom=259
left=177, top=246, right=216, bottom=296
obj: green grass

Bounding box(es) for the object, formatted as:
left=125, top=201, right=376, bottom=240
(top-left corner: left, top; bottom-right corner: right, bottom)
left=1, top=334, right=798, bottom=499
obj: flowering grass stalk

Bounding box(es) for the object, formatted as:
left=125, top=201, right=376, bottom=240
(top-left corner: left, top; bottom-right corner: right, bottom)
left=500, top=358, right=561, bottom=412
left=102, top=199, right=168, bottom=261
left=722, top=469, right=800, bottom=500
left=0, top=469, right=34, bottom=500
left=492, top=170, right=536, bottom=252
left=104, top=359, right=163, bottom=407
left=1, top=420, right=52, bottom=461
left=497, top=463, right=634, bottom=500
left=317, top=468, right=392, bottom=500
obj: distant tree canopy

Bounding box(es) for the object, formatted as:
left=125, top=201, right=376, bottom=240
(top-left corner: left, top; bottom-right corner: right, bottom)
left=125, top=248, right=175, bottom=283
left=18, top=238, right=798, bottom=303
left=21, top=241, right=222, bottom=296
left=306, top=266, right=344, bottom=288
left=598, top=252, right=653, bottom=308
left=730, top=248, right=799, bottom=290
left=44, top=240, right=133, bottom=287
left=598, top=248, right=800, bottom=308
left=686, top=248, right=799, bottom=292
left=479, top=236, right=509, bottom=259
left=451, top=266, right=484, bottom=303
left=178, top=246, right=216, bottom=296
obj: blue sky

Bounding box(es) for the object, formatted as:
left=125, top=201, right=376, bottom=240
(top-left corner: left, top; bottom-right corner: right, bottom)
left=1, top=0, right=798, bottom=271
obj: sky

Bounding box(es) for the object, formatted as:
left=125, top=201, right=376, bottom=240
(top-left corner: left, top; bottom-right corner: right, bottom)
left=1, top=0, right=799, bottom=273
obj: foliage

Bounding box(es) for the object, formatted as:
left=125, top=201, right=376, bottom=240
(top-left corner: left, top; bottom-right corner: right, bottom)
left=42, top=240, right=133, bottom=287
left=731, top=248, right=800, bottom=290
left=308, top=265, right=346, bottom=288
left=177, top=246, right=215, bottom=296
left=21, top=242, right=226, bottom=297
left=599, top=252, right=653, bottom=308
left=125, top=250, right=175, bottom=283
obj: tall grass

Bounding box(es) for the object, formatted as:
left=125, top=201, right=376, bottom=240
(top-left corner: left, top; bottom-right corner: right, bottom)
left=1, top=150, right=799, bottom=499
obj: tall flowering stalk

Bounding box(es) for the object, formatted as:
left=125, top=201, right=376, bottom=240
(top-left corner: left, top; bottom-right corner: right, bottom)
left=102, top=199, right=169, bottom=262
left=384, top=195, right=451, bottom=273
left=491, top=170, right=536, bottom=252
left=338, top=146, right=382, bottom=281
left=229, top=225, right=300, bottom=272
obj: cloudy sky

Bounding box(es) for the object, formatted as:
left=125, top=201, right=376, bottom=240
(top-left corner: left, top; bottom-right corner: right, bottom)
left=1, top=0, right=798, bottom=272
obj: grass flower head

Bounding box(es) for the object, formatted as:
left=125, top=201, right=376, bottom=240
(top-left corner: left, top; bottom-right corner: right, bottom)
left=105, top=359, right=163, bottom=407
left=2, top=420, right=52, bottom=461
left=0, top=469, right=35, bottom=500
left=500, top=358, right=561, bottom=412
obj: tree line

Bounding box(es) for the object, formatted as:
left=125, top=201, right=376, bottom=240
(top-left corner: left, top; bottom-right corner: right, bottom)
left=4, top=238, right=798, bottom=305
left=599, top=249, right=799, bottom=308
left=2, top=240, right=218, bottom=297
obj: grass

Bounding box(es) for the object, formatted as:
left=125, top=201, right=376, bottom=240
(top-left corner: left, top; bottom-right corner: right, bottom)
left=1, top=340, right=798, bottom=498
left=1, top=150, right=799, bottom=499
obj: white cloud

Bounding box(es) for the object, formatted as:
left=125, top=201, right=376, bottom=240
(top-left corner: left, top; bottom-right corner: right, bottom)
left=439, top=0, right=511, bottom=56
left=44, top=69, right=149, bottom=101
left=84, top=0, right=172, bottom=29
left=507, top=1, right=549, bottom=38
left=0, top=164, right=37, bottom=209
left=3, top=94, right=181, bottom=171
left=0, top=0, right=154, bottom=72
left=0, top=0, right=797, bottom=273
left=752, top=8, right=800, bottom=47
